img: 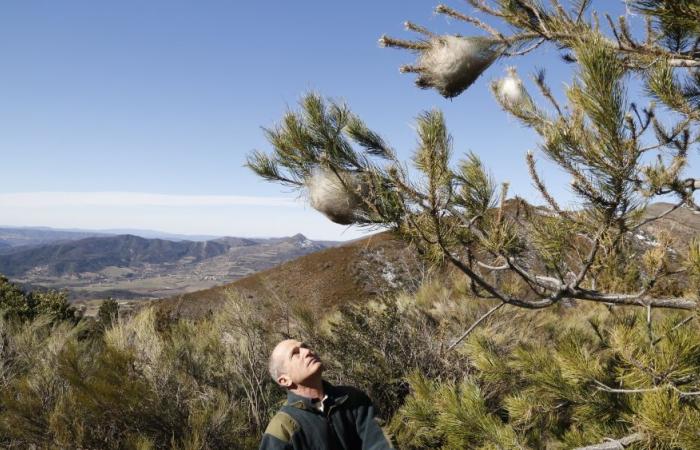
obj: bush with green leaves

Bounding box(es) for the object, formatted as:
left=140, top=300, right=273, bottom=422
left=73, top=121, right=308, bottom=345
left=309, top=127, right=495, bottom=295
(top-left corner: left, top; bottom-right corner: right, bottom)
left=0, top=275, right=77, bottom=323
left=296, top=281, right=470, bottom=420
left=98, top=298, right=120, bottom=326
left=0, top=291, right=283, bottom=449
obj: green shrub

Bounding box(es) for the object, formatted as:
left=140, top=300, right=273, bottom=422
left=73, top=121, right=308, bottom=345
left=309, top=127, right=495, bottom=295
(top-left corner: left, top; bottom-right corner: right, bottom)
left=299, top=291, right=468, bottom=420
left=390, top=304, right=700, bottom=449
left=98, top=298, right=120, bottom=326
left=0, top=292, right=283, bottom=449
left=0, top=275, right=76, bottom=324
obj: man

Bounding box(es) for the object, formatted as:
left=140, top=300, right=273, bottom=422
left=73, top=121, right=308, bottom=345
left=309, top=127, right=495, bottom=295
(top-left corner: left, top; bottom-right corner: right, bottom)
left=259, top=339, right=393, bottom=450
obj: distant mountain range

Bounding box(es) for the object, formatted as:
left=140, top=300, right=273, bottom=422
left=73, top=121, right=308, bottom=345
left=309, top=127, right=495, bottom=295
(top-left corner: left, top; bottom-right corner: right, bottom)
left=0, top=226, right=228, bottom=250
left=0, top=227, right=339, bottom=301
left=0, top=227, right=111, bottom=250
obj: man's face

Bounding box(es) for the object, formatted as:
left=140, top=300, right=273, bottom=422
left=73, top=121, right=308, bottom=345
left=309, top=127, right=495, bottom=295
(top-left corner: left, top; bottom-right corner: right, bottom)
left=273, top=339, right=323, bottom=387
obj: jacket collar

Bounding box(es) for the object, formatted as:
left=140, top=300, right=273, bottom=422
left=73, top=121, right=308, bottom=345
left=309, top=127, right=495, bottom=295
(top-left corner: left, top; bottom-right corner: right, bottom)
left=286, top=380, right=349, bottom=412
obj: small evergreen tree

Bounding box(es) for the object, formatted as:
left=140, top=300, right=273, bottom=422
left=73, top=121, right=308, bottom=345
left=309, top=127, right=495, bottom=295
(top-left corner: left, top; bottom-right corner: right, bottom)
left=33, top=289, right=78, bottom=323
left=0, top=275, right=75, bottom=323
left=248, top=1, right=700, bottom=447
left=0, top=275, right=36, bottom=321
left=97, top=298, right=119, bottom=326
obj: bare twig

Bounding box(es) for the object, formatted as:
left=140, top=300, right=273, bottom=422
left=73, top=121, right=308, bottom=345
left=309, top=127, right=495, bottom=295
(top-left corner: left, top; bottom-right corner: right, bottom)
left=595, top=380, right=700, bottom=397
left=605, top=13, right=623, bottom=48
left=504, top=38, right=546, bottom=56
left=574, top=0, right=591, bottom=23
left=476, top=260, right=509, bottom=271
left=447, top=302, right=506, bottom=351
left=573, top=432, right=644, bottom=450
left=378, top=35, right=430, bottom=51
left=573, top=290, right=697, bottom=310
left=630, top=200, right=686, bottom=231
left=435, top=4, right=504, bottom=41
left=570, top=230, right=603, bottom=288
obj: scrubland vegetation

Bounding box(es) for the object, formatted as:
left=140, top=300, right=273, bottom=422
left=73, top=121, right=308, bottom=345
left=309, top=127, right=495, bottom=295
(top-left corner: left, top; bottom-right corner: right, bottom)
left=2, top=272, right=699, bottom=449
left=3, top=0, right=700, bottom=448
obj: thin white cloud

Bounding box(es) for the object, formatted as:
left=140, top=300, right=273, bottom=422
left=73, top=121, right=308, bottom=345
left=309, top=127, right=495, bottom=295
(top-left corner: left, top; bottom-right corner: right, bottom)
left=0, top=192, right=373, bottom=240
left=0, top=192, right=300, bottom=208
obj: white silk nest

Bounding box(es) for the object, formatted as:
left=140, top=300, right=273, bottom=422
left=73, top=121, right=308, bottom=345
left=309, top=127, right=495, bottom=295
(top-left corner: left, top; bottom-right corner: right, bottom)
left=306, top=167, right=367, bottom=225
left=496, top=67, right=527, bottom=105
left=417, top=36, right=502, bottom=98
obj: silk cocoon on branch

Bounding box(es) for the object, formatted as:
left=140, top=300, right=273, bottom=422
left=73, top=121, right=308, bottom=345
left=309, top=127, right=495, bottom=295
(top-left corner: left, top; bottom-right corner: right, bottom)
left=496, top=67, right=527, bottom=105
left=414, top=36, right=503, bottom=98
left=306, top=167, right=367, bottom=225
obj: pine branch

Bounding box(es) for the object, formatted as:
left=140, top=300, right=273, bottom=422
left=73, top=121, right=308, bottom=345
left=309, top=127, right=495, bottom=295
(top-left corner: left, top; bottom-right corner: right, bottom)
left=403, top=21, right=436, bottom=38
left=630, top=199, right=688, bottom=231
left=573, top=432, right=644, bottom=450
left=378, top=35, right=430, bottom=51
left=594, top=380, right=700, bottom=397
left=652, top=315, right=696, bottom=345
left=573, top=290, right=696, bottom=310
left=434, top=4, right=504, bottom=41
left=526, top=151, right=570, bottom=220
left=532, top=69, right=563, bottom=115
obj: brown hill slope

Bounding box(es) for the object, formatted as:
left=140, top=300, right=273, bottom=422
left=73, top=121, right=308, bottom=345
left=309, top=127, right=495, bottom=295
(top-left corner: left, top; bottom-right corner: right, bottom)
left=156, top=203, right=700, bottom=320
left=156, top=231, right=425, bottom=319
left=644, top=202, right=700, bottom=244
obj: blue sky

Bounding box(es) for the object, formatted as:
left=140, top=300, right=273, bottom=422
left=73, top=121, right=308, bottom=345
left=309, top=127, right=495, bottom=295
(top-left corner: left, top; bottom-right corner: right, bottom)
left=0, top=1, right=682, bottom=240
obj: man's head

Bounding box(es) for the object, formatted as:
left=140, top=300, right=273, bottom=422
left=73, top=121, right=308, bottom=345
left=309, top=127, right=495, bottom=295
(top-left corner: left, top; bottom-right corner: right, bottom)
left=268, top=339, right=323, bottom=388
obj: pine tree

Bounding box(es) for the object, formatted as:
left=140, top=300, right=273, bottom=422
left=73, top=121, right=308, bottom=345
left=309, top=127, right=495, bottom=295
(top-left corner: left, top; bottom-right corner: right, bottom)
left=247, top=1, right=700, bottom=322
left=248, top=1, right=700, bottom=447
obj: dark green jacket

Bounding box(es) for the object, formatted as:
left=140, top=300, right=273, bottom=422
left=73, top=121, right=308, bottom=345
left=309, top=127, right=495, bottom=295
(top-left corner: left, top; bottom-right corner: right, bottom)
left=259, top=381, right=393, bottom=450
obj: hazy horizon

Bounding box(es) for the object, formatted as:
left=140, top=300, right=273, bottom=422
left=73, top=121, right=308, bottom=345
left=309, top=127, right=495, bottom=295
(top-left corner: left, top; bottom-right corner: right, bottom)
left=0, top=219, right=364, bottom=241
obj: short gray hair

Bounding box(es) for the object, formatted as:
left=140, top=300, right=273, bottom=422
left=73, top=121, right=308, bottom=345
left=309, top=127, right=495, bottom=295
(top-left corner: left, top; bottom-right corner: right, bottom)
left=268, top=349, right=285, bottom=383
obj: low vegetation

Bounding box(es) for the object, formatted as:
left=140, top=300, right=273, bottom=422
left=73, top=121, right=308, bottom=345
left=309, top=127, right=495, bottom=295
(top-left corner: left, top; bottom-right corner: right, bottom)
left=1, top=274, right=698, bottom=449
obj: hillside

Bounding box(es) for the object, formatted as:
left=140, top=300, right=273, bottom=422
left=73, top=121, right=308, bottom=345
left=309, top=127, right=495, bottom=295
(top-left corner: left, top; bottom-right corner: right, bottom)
left=644, top=202, right=700, bottom=244
left=156, top=231, right=426, bottom=319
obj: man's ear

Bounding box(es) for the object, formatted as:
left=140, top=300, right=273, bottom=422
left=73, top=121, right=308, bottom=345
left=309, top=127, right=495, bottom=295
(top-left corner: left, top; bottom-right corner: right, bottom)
left=278, top=373, right=292, bottom=388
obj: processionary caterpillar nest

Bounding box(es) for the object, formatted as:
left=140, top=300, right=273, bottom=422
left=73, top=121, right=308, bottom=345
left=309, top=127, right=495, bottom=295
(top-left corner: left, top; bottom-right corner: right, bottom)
left=305, top=167, right=368, bottom=225
left=495, top=67, right=528, bottom=106
left=412, top=36, right=503, bottom=98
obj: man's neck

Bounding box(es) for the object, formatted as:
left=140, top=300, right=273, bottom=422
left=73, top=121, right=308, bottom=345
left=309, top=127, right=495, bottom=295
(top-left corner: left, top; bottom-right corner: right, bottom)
left=290, top=376, right=324, bottom=400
